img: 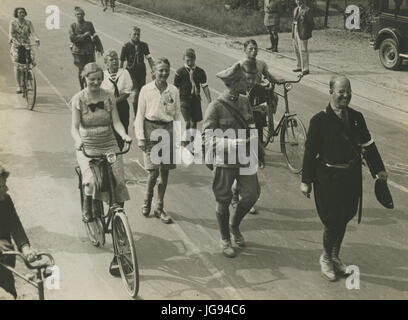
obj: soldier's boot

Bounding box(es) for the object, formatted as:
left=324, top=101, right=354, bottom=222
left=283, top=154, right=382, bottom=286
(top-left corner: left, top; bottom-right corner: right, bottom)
left=272, top=37, right=279, bottom=52
left=221, top=239, right=236, bottom=258
left=332, top=243, right=348, bottom=276
left=230, top=224, right=245, bottom=247
left=82, top=196, right=93, bottom=223
left=319, top=253, right=337, bottom=282
left=141, top=194, right=153, bottom=217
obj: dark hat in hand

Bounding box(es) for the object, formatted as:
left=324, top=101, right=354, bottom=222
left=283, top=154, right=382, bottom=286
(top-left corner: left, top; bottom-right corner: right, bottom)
left=375, top=179, right=394, bottom=209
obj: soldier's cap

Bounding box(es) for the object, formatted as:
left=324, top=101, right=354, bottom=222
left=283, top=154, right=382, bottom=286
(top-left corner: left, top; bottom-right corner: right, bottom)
left=216, top=63, right=243, bottom=84
left=375, top=179, right=394, bottom=209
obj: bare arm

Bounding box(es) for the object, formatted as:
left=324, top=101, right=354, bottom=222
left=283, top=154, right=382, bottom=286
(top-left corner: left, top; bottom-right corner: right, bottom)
left=28, top=20, right=40, bottom=42
left=202, top=86, right=212, bottom=104
left=71, top=107, right=83, bottom=149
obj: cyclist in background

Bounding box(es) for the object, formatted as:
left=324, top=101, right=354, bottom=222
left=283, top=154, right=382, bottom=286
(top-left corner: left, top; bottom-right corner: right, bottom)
left=8, top=7, right=40, bottom=94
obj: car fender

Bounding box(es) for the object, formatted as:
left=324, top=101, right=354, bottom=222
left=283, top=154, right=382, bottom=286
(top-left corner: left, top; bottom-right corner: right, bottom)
left=375, top=28, right=403, bottom=49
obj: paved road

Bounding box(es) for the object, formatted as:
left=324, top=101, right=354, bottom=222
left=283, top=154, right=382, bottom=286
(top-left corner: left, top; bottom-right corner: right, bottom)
left=0, top=0, right=407, bottom=300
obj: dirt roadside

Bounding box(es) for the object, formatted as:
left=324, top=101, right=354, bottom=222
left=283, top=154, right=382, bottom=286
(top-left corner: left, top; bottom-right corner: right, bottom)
left=88, top=0, right=408, bottom=126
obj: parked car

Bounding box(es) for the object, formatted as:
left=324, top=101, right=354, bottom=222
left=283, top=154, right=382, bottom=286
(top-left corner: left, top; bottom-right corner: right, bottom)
left=370, top=0, right=408, bottom=70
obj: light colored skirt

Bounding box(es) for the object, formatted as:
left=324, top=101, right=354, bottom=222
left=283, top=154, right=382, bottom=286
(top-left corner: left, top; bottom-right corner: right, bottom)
left=76, top=131, right=130, bottom=203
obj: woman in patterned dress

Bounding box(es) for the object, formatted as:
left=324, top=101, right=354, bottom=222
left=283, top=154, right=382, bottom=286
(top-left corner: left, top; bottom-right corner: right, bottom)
left=71, top=63, right=132, bottom=223
left=8, top=7, right=40, bottom=93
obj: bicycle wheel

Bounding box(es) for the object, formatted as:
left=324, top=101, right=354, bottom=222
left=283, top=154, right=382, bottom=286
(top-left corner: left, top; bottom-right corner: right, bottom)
left=112, top=210, right=139, bottom=298
left=25, top=70, right=37, bottom=110
left=78, top=176, right=105, bottom=247
left=280, top=115, right=307, bottom=174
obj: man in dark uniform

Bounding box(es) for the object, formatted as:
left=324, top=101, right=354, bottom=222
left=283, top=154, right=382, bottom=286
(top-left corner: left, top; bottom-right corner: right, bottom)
left=202, top=63, right=262, bottom=258
left=300, top=75, right=388, bottom=281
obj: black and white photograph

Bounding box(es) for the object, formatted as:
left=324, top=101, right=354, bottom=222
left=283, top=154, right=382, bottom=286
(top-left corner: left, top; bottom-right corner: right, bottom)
left=0, top=0, right=407, bottom=303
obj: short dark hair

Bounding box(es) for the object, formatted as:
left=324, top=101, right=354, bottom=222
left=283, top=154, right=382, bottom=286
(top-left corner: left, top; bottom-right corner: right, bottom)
left=14, top=7, right=27, bottom=18
left=244, top=39, right=258, bottom=50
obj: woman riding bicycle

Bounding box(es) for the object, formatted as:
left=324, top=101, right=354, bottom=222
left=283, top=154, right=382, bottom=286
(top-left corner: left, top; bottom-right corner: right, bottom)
left=8, top=7, right=40, bottom=94
left=71, top=63, right=132, bottom=223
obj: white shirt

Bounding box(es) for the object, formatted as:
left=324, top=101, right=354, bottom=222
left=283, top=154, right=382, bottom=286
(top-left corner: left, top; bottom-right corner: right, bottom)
left=134, top=81, right=185, bottom=140
left=101, top=68, right=133, bottom=96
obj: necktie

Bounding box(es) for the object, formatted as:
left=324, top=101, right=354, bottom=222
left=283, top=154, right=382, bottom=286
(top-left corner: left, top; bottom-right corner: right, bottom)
left=109, top=77, right=120, bottom=97
left=88, top=101, right=105, bottom=112
left=294, top=6, right=300, bottom=20
left=187, top=67, right=198, bottom=96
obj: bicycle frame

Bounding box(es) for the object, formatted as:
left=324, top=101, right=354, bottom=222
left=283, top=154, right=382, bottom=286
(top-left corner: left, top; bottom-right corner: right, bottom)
left=80, top=142, right=131, bottom=233
left=0, top=251, right=54, bottom=300
left=268, top=75, right=303, bottom=140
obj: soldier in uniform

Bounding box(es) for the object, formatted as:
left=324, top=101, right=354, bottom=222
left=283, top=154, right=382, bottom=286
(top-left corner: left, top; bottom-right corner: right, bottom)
left=202, top=63, right=262, bottom=258
left=300, top=75, right=388, bottom=281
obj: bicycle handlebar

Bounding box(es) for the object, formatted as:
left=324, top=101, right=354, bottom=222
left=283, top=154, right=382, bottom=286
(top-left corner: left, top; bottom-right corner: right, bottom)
left=1, top=251, right=55, bottom=270
left=273, top=74, right=303, bottom=85
left=81, top=141, right=132, bottom=159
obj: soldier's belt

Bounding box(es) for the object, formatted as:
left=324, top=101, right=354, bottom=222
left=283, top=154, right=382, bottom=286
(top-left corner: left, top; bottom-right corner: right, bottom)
left=322, top=159, right=359, bottom=169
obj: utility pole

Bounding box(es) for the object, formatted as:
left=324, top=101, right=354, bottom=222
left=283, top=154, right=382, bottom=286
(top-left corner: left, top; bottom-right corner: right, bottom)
left=324, top=0, right=330, bottom=27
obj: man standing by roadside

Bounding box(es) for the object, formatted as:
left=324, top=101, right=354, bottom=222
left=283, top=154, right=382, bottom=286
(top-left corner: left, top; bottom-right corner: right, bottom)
left=292, top=0, right=314, bottom=75
left=120, top=26, right=154, bottom=118
left=300, top=75, right=388, bottom=282
left=202, top=63, right=262, bottom=258
left=264, top=0, right=282, bottom=52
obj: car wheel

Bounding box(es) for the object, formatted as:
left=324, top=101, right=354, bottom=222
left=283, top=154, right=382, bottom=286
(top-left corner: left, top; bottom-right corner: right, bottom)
left=379, top=38, right=402, bottom=70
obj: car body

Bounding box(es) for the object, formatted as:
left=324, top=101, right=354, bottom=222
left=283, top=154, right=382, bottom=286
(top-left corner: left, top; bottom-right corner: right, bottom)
left=370, top=0, right=408, bottom=70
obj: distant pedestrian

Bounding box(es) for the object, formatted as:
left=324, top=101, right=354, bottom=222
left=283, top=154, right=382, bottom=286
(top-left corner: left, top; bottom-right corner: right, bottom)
left=264, top=0, right=282, bottom=52
left=301, top=75, right=387, bottom=281
left=101, top=49, right=133, bottom=150
left=69, top=7, right=104, bottom=89
left=292, top=0, right=314, bottom=75
left=120, top=26, right=154, bottom=118
left=174, top=48, right=212, bottom=139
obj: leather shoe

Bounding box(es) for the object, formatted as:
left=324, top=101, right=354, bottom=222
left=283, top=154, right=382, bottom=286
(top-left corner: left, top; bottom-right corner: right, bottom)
left=230, top=225, right=245, bottom=247
left=302, top=70, right=310, bottom=75
left=154, top=209, right=173, bottom=224
left=221, top=240, right=236, bottom=258
left=292, top=68, right=302, bottom=72
left=141, top=199, right=152, bottom=217
left=109, top=256, right=120, bottom=277
left=333, top=257, right=349, bottom=276
left=319, top=254, right=337, bottom=282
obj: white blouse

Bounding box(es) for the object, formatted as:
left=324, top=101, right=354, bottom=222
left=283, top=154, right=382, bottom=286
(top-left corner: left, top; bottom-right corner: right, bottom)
left=101, top=69, right=133, bottom=96
left=134, top=81, right=185, bottom=140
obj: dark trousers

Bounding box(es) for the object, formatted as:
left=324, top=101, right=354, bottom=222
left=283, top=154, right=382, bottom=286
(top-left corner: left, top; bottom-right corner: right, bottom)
left=323, top=223, right=347, bottom=259
left=0, top=266, right=17, bottom=299
left=267, top=25, right=279, bottom=51
left=113, top=99, right=130, bottom=150
left=131, top=76, right=146, bottom=118
left=212, top=167, right=260, bottom=240
left=73, top=54, right=95, bottom=89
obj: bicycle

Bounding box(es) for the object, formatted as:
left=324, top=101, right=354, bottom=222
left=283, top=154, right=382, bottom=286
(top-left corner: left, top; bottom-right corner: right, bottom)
left=13, top=42, right=38, bottom=110
left=262, top=74, right=307, bottom=174
left=101, top=0, right=116, bottom=12
left=0, top=251, right=55, bottom=300
left=74, top=141, right=139, bottom=298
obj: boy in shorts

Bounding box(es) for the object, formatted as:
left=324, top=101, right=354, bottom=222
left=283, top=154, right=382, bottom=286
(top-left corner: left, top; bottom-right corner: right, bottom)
left=174, top=49, right=212, bottom=142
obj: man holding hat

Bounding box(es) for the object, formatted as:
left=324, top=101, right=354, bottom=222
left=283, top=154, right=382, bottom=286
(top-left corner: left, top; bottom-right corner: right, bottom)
left=202, top=63, right=261, bottom=258
left=300, top=75, right=388, bottom=281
